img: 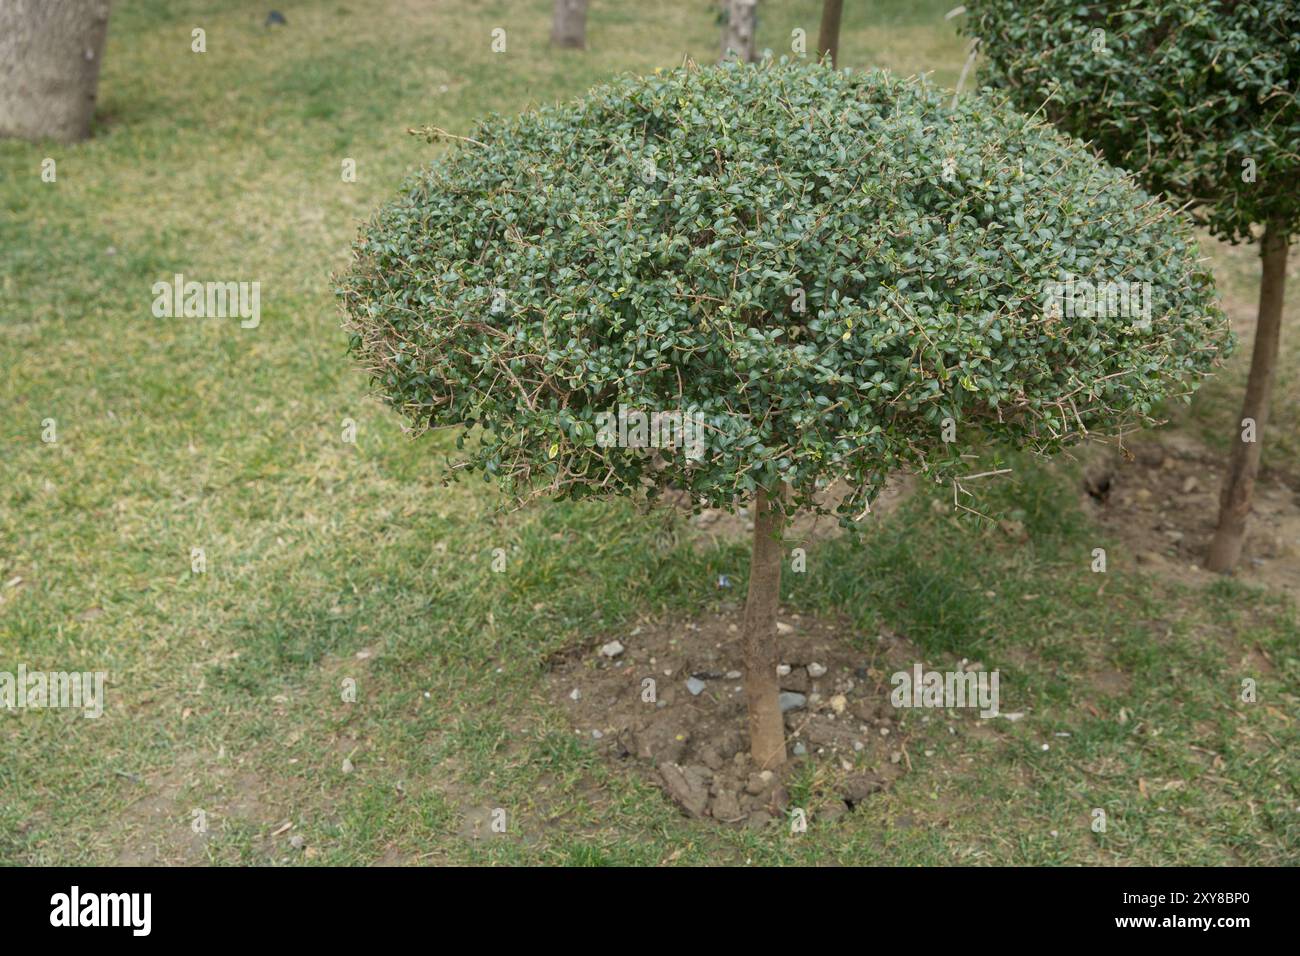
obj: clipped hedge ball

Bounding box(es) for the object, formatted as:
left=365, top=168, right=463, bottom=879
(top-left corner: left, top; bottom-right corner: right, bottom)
left=340, top=60, right=1229, bottom=522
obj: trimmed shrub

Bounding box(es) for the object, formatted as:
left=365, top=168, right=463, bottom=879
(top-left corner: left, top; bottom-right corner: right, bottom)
left=965, top=0, right=1299, bottom=245
left=964, top=0, right=1298, bottom=570
left=340, top=60, right=1230, bottom=765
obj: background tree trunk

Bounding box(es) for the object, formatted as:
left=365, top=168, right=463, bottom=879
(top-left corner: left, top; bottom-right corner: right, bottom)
left=817, top=0, right=844, bottom=67
left=1206, top=220, right=1290, bottom=572
left=742, top=484, right=787, bottom=769
left=550, top=0, right=588, bottom=50
left=0, top=0, right=112, bottom=143
left=720, top=0, right=758, bottom=64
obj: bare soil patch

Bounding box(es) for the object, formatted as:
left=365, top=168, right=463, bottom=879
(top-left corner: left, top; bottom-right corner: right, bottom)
left=1078, top=433, right=1300, bottom=598
left=548, top=605, right=1004, bottom=827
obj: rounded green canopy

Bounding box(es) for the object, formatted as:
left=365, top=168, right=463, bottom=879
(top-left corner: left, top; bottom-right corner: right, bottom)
left=340, top=60, right=1229, bottom=519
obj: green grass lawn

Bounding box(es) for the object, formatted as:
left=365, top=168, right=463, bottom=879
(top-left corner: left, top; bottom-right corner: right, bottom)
left=1, top=0, right=1296, bottom=865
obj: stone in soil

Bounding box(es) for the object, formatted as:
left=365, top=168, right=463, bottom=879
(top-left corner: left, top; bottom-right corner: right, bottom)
left=659, top=764, right=710, bottom=818
left=711, top=789, right=744, bottom=822
left=779, top=691, right=807, bottom=712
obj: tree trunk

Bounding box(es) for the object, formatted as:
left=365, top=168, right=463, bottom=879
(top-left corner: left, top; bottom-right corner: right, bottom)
left=720, top=0, right=758, bottom=64
left=550, top=0, right=588, bottom=49
left=817, top=0, right=844, bottom=67
left=0, top=0, right=112, bottom=143
left=742, top=484, right=787, bottom=769
left=1206, top=220, right=1290, bottom=572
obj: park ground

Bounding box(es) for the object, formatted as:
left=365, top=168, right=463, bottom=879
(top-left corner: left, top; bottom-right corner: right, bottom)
left=1, top=0, right=1296, bottom=864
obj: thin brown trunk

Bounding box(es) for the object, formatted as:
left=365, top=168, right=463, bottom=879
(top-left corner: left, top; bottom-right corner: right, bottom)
left=817, top=0, right=844, bottom=68
left=0, top=0, right=112, bottom=143
left=743, top=484, right=787, bottom=769
left=1206, top=220, right=1290, bottom=572
left=720, top=0, right=758, bottom=64
left=550, top=0, right=588, bottom=49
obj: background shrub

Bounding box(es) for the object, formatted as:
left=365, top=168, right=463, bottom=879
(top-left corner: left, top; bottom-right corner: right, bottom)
left=965, top=0, right=1300, bottom=244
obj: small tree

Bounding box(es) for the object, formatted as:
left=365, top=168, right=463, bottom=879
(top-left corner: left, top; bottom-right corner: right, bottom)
left=817, top=0, right=844, bottom=68
left=0, top=0, right=113, bottom=143
left=964, top=0, right=1300, bottom=572
left=340, top=62, right=1229, bottom=768
left=550, top=0, right=588, bottom=50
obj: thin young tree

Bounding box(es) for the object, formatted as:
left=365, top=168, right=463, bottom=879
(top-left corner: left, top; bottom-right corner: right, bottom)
left=550, top=0, right=588, bottom=50
left=341, top=62, right=1229, bottom=768
left=0, top=0, right=113, bottom=143
left=817, top=0, right=844, bottom=67
left=965, top=0, right=1300, bottom=572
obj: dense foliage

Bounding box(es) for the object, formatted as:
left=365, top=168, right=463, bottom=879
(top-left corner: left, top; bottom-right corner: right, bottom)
left=339, top=60, right=1229, bottom=521
left=965, top=0, right=1300, bottom=243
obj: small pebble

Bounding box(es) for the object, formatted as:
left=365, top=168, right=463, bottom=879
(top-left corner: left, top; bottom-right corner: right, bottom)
left=778, top=691, right=807, bottom=712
